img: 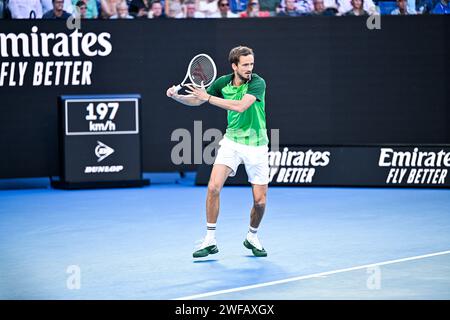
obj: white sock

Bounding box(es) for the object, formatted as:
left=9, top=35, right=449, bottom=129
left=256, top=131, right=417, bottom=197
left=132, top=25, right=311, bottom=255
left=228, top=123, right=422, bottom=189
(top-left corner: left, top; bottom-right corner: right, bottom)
left=247, top=226, right=263, bottom=250
left=248, top=226, right=258, bottom=237
left=206, top=223, right=216, bottom=239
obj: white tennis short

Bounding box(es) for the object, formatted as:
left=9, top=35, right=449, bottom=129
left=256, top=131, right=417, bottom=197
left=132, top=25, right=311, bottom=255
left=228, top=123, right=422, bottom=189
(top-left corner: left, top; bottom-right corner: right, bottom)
left=214, top=137, right=269, bottom=185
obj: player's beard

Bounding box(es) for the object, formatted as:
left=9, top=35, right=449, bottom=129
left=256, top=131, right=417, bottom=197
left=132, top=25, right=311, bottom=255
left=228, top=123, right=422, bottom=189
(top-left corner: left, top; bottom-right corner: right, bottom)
left=237, top=71, right=251, bottom=83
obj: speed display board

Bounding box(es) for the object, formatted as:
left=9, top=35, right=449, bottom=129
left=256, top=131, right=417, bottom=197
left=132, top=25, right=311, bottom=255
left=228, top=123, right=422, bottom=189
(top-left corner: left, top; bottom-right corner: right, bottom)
left=55, top=94, right=145, bottom=188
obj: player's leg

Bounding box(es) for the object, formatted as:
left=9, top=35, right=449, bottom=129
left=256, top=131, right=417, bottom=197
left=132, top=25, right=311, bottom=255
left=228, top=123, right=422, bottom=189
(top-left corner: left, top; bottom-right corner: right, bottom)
left=193, top=164, right=232, bottom=258
left=206, top=164, right=233, bottom=224
left=193, top=138, right=240, bottom=258
left=242, top=145, right=269, bottom=257
left=249, top=183, right=267, bottom=229
left=243, top=183, right=268, bottom=257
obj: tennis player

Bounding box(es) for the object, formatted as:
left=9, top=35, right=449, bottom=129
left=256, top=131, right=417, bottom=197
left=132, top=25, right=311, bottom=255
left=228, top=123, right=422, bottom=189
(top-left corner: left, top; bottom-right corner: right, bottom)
left=166, top=46, right=269, bottom=258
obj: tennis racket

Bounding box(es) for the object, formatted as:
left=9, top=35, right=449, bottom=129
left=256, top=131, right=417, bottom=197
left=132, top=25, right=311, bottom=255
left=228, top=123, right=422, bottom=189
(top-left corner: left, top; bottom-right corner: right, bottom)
left=173, top=54, right=217, bottom=93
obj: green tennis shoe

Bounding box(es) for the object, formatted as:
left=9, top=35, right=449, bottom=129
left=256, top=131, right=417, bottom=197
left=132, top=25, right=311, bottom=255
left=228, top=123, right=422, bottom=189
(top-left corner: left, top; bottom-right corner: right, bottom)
left=244, top=239, right=267, bottom=257
left=193, top=244, right=219, bottom=258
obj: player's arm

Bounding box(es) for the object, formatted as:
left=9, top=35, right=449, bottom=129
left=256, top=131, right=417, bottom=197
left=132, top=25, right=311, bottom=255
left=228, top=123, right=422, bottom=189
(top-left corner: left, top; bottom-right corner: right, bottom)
left=185, top=84, right=255, bottom=113
left=166, top=85, right=206, bottom=107
left=208, top=94, right=255, bottom=113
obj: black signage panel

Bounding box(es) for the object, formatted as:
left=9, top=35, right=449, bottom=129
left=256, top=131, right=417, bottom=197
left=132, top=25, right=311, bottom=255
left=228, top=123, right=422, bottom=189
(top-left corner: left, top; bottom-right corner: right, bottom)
left=196, top=145, right=450, bottom=188
left=54, top=94, right=147, bottom=188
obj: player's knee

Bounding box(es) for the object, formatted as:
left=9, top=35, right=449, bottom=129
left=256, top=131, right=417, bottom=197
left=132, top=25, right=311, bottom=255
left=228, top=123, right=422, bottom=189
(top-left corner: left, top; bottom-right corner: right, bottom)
left=253, top=199, right=266, bottom=210
left=207, top=182, right=222, bottom=196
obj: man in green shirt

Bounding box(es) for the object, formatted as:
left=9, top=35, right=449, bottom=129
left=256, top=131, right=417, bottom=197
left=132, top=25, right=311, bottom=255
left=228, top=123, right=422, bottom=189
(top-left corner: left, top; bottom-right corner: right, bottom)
left=166, top=46, right=269, bottom=258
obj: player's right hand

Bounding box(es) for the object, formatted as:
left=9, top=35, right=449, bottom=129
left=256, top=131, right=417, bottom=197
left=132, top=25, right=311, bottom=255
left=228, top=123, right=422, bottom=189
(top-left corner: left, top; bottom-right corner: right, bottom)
left=166, top=86, right=176, bottom=98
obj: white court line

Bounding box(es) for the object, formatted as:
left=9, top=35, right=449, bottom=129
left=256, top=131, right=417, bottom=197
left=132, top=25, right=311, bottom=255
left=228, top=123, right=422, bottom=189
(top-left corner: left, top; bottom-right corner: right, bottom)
left=173, top=249, right=450, bottom=300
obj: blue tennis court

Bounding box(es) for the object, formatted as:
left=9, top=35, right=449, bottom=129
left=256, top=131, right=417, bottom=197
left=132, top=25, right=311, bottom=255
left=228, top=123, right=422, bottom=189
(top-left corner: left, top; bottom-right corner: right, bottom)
left=0, top=173, right=449, bottom=300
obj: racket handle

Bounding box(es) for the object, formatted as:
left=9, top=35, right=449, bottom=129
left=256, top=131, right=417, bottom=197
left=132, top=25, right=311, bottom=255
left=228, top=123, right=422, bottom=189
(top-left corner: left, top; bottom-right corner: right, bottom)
left=173, top=85, right=182, bottom=93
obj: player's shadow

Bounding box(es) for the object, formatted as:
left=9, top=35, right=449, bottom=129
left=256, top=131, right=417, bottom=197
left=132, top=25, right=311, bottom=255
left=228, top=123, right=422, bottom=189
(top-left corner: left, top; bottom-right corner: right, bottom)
left=193, top=259, right=219, bottom=263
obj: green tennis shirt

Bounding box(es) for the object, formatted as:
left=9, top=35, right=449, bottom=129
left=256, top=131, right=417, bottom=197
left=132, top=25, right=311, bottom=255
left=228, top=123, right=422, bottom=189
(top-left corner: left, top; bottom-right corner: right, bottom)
left=207, top=73, right=269, bottom=147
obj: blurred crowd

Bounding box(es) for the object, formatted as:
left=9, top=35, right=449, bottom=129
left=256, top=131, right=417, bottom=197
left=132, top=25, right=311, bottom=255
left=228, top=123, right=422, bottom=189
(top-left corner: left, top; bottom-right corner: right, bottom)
left=0, top=0, right=448, bottom=19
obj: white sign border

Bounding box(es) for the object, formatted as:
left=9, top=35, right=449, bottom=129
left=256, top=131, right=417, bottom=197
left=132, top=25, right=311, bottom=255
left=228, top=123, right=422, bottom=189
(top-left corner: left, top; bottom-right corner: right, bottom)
left=65, top=98, right=139, bottom=136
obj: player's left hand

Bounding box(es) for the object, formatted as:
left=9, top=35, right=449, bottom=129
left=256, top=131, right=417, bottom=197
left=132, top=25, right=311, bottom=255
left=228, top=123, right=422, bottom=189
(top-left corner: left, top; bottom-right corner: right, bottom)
left=185, top=82, right=209, bottom=102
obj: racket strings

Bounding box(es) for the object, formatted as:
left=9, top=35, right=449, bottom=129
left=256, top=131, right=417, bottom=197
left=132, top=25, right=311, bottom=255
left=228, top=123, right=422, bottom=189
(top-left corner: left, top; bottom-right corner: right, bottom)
left=189, top=56, right=215, bottom=86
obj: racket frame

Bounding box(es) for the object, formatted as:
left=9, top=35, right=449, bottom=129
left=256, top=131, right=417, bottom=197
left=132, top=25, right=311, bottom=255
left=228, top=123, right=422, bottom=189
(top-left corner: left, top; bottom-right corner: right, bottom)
left=174, top=54, right=217, bottom=93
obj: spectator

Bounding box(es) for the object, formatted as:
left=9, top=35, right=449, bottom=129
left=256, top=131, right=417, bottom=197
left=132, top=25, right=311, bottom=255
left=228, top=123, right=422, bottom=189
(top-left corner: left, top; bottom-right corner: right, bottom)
left=240, top=0, right=271, bottom=16
left=344, top=0, right=368, bottom=15
left=258, top=0, right=280, bottom=13
left=277, top=0, right=303, bottom=15
left=8, top=0, right=43, bottom=18
left=416, top=0, right=438, bottom=13
left=184, top=0, right=205, bottom=17
left=198, top=0, right=220, bottom=17
left=43, top=0, right=72, bottom=18
left=75, top=0, right=88, bottom=18
left=324, top=0, right=340, bottom=14
left=110, top=0, right=135, bottom=17
left=310, top=0, right=325, bottom=14
left=129, top=0, right=151, bottom=17
left=148, top=0, right=166, bottom=17
left=101, top=0, right=120, bottom=18
left=165, top=0, right=184, bottom=17
left=72, top=0, right=98, bottom=18
left=210, top=0, right=239, bottom=16
left=391, top=0, right=416, bottom=14
left=431, top=0, right=450, bottom=13
left=279, top=0, right=313, bottom=13
left=229, top=0, right=249, bottom=13
left=42, top=0, right=74, bottom=14
left=337, top=0, right=376, bottom=14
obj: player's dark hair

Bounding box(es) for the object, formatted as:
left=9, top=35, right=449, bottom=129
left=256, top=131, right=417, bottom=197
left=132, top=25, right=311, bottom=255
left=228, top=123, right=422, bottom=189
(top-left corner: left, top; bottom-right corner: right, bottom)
left=228, top=46, right=254, bottom=66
